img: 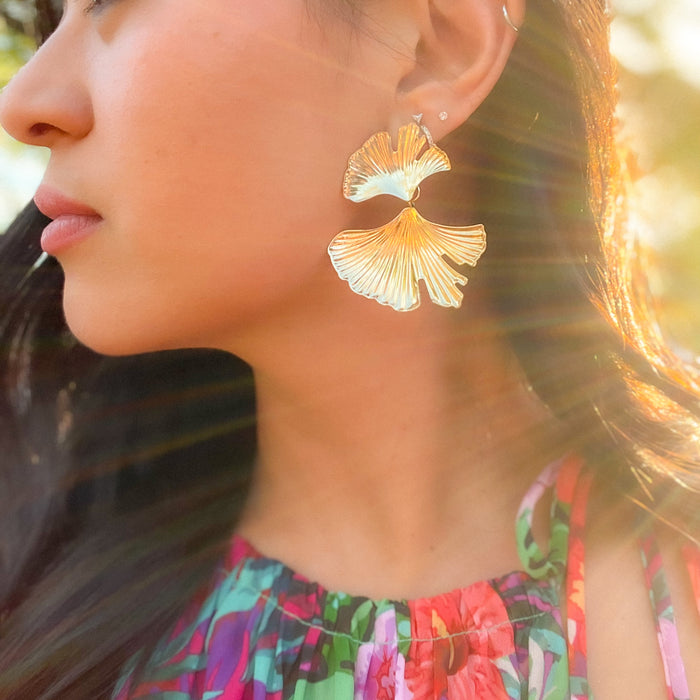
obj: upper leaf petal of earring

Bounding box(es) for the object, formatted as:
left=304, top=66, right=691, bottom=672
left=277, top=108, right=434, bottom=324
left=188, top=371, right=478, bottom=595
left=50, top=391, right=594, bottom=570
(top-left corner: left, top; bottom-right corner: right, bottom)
left=343, top=122, right=451, bottom=203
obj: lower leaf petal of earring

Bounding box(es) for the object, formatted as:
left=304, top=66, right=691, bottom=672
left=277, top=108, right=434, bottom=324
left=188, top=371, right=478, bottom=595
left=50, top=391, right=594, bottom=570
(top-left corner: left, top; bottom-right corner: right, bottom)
left=328, top=207, right=486, bottom=312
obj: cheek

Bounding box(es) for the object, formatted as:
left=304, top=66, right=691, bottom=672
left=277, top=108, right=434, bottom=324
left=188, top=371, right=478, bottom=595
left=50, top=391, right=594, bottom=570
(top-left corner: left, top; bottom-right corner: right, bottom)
left=66, top=5, right=391, bottom=354
left=100, top=19, right=353, bottom=279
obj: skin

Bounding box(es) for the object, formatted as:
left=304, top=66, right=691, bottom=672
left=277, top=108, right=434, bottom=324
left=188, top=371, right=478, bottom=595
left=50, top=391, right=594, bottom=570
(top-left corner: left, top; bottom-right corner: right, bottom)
left=0, top=0, right=531, bottom=592
left=0, top=0, right=521, bottom=358
left=2, top=1, right=700, bottom=696
left=1, top=0, right=411, bottom=353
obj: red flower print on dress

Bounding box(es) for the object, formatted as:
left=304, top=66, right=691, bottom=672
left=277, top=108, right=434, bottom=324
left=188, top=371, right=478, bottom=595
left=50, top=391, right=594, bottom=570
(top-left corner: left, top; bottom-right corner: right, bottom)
left=405, top=581, right=514, bottom=699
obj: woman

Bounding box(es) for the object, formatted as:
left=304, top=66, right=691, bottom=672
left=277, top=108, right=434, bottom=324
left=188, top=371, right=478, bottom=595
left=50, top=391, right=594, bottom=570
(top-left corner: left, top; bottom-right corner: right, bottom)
left=1, top=0, right=699, bottom=697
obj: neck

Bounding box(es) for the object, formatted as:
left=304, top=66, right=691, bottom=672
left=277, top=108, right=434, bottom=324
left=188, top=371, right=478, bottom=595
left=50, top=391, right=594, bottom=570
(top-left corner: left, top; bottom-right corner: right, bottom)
left=231, top=292, right=564, bottom=598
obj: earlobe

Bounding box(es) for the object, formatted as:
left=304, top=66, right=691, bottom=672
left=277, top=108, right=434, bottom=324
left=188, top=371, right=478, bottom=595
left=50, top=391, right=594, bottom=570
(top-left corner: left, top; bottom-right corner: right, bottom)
left=392, top=0, right=525, bottom=141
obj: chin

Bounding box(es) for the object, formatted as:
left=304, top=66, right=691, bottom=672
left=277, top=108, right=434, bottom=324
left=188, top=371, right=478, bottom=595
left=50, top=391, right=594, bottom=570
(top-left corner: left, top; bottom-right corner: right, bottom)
left=65, top=318, right=160, bottom=357
left=62, top=295, right=174, bottom=358
left=61, top=292, right=235, bottom=358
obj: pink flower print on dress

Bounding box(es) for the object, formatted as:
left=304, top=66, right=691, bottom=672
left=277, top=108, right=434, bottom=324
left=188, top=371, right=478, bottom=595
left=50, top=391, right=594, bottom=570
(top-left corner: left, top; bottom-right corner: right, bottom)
left=354, top=609, right=411, bottom=700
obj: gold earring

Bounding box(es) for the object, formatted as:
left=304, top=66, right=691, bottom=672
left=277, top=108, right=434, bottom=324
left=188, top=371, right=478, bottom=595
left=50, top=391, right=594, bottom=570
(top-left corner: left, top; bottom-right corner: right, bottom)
left=328, top=117, right=486, bottom=312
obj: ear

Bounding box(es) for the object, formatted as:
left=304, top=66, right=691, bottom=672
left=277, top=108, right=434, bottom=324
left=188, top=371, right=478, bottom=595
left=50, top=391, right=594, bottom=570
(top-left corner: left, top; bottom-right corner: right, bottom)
left=390, top=0, right=525, bottom=140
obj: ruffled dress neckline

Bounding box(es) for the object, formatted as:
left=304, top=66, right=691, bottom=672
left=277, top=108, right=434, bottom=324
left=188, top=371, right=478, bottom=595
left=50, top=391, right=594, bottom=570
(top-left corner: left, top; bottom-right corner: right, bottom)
left=115, top=454, right=593, bottom=699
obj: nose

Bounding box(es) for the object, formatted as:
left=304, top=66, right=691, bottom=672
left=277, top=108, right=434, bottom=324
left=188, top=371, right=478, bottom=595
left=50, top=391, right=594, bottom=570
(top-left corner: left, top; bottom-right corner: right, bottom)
left=0, top=29, right=94, bottom=148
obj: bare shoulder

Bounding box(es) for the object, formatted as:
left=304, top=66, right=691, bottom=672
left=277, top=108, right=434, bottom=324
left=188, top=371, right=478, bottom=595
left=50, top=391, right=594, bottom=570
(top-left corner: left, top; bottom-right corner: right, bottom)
left=585, top=487, right=700, bottom=698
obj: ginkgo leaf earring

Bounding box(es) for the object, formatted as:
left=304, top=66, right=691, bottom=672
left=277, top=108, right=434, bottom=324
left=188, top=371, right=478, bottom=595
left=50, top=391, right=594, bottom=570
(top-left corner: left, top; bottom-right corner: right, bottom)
left=328, top=117, right=487, bottom=312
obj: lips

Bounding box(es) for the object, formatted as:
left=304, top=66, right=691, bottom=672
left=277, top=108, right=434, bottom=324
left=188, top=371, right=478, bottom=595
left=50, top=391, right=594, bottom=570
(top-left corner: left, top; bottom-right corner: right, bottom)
left=34, top=185, right=104, bottom=255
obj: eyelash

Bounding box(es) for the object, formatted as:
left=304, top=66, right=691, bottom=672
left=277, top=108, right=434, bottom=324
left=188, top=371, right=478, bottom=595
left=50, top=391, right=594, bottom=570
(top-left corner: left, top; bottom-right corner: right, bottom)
left=84, top=0, right=112, bottom=13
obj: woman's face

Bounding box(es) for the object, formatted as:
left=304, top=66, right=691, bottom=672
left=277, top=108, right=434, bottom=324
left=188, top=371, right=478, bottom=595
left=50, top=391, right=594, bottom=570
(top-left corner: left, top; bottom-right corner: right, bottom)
left=0, top=0, right=412, bottom=356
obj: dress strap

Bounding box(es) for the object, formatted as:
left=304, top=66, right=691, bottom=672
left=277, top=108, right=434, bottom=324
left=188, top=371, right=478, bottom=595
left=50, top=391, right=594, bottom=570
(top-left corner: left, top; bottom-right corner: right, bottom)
left=515, top=453, right=593, bottom=699
left=516, top=453, right=585, bottom=580
left=639, top=532, right=691, bottom=700
left=682, top=544, right=700, bottom=619
left=564, top=463, right=593, bottom=700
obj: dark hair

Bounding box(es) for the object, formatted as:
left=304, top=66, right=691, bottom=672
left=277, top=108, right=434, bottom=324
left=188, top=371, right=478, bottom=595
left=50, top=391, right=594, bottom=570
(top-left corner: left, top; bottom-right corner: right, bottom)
left=1, top=0, right=699, bottom=697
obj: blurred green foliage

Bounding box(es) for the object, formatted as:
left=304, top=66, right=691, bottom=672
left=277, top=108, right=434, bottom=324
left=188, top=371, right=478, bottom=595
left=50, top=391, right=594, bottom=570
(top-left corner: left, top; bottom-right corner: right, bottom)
left=627, top=68, right=700, bottom=355
left=612, top=2, right=700, bottom=353
left=0, top=0, right=60, bottom=50
left=0, top=17, right=35, bottom=87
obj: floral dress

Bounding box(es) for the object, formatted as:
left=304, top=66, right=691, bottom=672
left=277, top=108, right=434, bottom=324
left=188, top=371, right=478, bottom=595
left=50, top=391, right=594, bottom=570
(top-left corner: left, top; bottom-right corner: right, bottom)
left=113, top=454, right=698, bottom=699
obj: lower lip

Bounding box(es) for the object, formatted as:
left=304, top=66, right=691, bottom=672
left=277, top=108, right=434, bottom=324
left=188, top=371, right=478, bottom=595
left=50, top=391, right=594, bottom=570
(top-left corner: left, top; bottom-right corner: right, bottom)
left=40, top=215, right=103, bottom=255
